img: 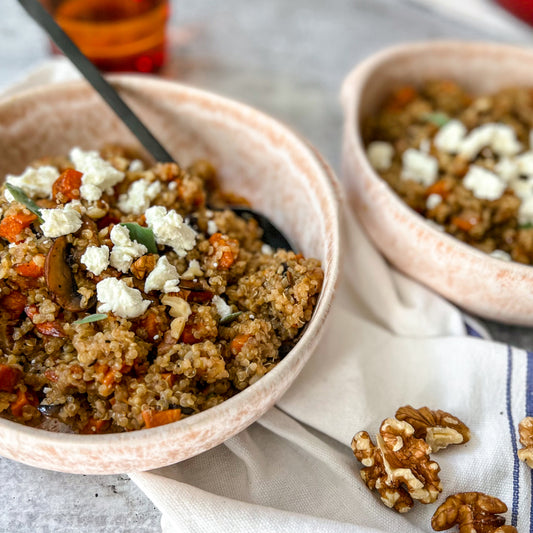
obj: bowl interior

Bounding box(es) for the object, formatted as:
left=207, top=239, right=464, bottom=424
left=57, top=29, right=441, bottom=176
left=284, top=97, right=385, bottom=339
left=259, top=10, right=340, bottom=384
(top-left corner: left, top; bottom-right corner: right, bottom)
left=0, top=76, right=340, bottom=473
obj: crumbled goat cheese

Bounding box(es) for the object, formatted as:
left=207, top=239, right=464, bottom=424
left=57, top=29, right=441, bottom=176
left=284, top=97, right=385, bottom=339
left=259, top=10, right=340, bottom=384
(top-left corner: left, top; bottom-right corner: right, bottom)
left=261, top=244, right=274, bottom=255
left=145, top=205, right=196, bottom=257
left=5, top=166, right=60, bottom=201
left=495, top=157, right=519, bottom=182
left=459, top=123, right=522, bottom=160
left=519, top=196, right=533, bottom=226
left=40, top=205, right=83, bottom=238
left=212, top=295, right=232, bottom=319
left=510, top=177, right=533, bottom=200
left=81, top=245, right=110, bottom=276
left=207, top=220, right=218, bottom=236
left=145, top=256, right=181, bottom=293
left=490, top=249, right=512, bottom=261
left=168, top=181, right=177, bottom=191
left=426, top=193, right=442, bottom=210
left=181, top=259, right=204, bottom=280
left=401, top=148, right=438, bottom=186
left=118, top=178, right=162, bottom=215
left=433, top=119, right=467, bottom=154
left=109, top=224, right=148, bottom=273
left=419, top=139, right=431, bottom=154
left=70, top=147, right=125, bottom=201
left=128, top=159, right=145, bottom=172
left=516, top=152, right=533, bottom=176
left=462, top=166, right=506, bottom=201
left=367, top=141, right=394, bottom=171
left=96, top=278, right=150, bottom=319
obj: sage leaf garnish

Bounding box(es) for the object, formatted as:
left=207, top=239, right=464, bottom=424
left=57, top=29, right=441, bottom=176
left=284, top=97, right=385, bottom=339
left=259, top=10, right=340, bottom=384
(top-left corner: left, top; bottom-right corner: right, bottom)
left=5, top=183, right=44, bottom=223
left=220, top=311, right=243, bottom=326
left=422, top=112, right=450, bottom=128
left=121, top=223, right=158, bottom=254
left=73, top=313, right=108, bottom=325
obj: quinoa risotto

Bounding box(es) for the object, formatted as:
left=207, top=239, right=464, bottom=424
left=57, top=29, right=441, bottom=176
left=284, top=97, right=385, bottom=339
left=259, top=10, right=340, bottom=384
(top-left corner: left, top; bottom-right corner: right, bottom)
left=364, top=81, right=533, bottom=265
left=0, top=146, right=323, bottom=433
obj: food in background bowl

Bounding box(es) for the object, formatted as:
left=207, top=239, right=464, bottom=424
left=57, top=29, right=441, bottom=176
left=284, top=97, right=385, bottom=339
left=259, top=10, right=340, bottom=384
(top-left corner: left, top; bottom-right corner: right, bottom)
left=0, top=146, right=323, bottom=434
left=364, top=80, right=533, bottom=265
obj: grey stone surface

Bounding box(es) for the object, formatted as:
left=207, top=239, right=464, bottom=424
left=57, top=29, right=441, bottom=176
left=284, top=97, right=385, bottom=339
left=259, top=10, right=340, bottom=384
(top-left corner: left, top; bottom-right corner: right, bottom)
left=1, top=1, right=532, bottom=531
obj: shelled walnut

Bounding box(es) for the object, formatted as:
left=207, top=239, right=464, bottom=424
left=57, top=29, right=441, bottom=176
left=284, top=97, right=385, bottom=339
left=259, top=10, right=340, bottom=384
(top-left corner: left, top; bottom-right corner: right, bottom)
left=431, top=492, right=517, bottom=533
left=395, top=406, right=471, bottom=453
left=517, top=416, right=533, bottom=468
left=351, top=417, right=442, bottom=513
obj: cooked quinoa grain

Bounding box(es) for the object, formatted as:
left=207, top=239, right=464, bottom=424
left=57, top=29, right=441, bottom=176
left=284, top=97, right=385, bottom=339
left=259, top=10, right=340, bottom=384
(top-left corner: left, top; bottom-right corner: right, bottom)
left=0, top=147, right=323, bottom=433
left=364, top=81, right=533, bottom=264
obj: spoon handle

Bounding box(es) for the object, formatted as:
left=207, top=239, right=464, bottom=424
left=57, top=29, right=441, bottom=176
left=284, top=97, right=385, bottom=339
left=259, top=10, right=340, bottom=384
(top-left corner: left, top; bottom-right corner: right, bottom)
left=17, top=0, right=175, bottom=164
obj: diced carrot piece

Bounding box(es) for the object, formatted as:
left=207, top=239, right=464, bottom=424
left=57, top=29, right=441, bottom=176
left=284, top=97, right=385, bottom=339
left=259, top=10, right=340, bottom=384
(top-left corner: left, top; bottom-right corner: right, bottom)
left=15, top=257, right=45, bottom=278
left=81, top=417, right=110, bottom=434
left=10, top=388, right=38, bottom=417
left=35, top=322, right=67, bottom=338
left=0, top=365, right=21, bottom=392
left=209, top=232, right=239, bottom=269
left=181, top=324, right=201, bottom=344
left=0, top=212, right=37, bottom=243
left=142, top=408, right=182, bottom=429
left=161, top=373, right=176, bottom=387
left=52, top=168, right=83, bottom=201
left=230, top=334, right=251, bottom=355
left=385, top=86, right=418, bottom=111
left=426, top=179, right=450, bottom=199
left=2, top=291, right=26, bottom=319
left=138, top=310, right=163, bottom=342
left=452, top=215, right=478, bottom=232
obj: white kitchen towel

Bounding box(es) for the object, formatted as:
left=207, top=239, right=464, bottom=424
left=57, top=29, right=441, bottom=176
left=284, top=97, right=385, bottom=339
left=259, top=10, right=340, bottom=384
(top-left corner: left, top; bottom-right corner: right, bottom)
left=3, top=58, right=532, bottom=533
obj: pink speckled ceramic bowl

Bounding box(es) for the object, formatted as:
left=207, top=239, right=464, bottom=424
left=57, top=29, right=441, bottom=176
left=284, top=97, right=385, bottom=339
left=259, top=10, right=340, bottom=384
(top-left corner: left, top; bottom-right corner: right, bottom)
left=342, top=41, right=533, bottom=325
left=0, top=76, right=340, bottom=474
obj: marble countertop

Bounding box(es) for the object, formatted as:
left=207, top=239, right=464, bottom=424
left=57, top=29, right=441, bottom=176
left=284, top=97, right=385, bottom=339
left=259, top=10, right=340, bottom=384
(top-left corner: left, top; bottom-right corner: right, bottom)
left=1, top=1, right=533, bottom=531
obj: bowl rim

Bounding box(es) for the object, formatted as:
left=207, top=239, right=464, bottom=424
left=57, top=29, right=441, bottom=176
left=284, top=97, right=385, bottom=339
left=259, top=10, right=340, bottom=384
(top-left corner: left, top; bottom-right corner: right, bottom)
left=341, top=40, right=533, bottom=286
left=0, top=75, right=341, bottom=468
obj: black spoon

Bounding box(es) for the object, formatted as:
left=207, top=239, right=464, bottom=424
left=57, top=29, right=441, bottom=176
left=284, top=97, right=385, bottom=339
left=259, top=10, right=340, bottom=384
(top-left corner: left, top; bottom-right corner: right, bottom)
left=18, top=0, right=294, bottom=252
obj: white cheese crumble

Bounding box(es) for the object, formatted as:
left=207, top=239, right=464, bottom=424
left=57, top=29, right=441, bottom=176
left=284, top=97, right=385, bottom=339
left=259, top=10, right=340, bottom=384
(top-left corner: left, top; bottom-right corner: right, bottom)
left=145, top=205, right=196, bottom=257
left=70, top=147, right=125, bottom=201
left=168, top=181, right=178, bottom=191
left=490, top=249, right=512, bottom=261
left=419, top=139, right=430, bottom=154
left=519, top=196, right=533, bottom=226
left=207, top=220, right=218, bottom=236
left=433, top=120, right=467, bottom=154
left=181, top=259, right=204, bottom=280
left=81, top=245, right=110, bottom=276
left=426, top=193, right=442, bottom=210
left=261, top=244, right=274, bottom=255
left=212, top=295, right=232, bottom=319
left=109, top=224, right=148, bottom=273
left=459, top=123, right=522, bottom=160
left=128, top=159, right=145, bottom=172
left=462, top=166, right=506, bottom=201
left=510, top=177, right=533, bottom=200
left=145, top=256, right=180, bottom=293
left=367, top=141, right=394, bottom=171
left=96, top=277, right=150, bottom=319
left=400, top=148, right=438, bottom=186
left=118, top=178, right=162, bottom=215
left=495, top=157, right=519, bottom=182
left=516, top=152, right=533, bottom=176
left=5, top=166, right=60, bottom=201
left=40, top=205, right=83, bottom=238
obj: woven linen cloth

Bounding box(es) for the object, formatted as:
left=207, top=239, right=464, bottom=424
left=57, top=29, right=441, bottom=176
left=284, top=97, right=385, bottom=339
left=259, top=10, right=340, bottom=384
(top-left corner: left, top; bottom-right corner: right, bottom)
left=3, top=58, right=532, bottom=533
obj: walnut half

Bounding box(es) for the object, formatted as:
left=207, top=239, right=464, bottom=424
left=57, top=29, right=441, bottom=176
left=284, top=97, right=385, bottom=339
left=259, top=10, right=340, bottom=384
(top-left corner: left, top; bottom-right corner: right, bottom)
left=518, top=416, right=533, bottom=468
left=395, top=405, right=470, bottom=453
left=431, top=492, right=517, bottom=533
left=351, top=417, right=442, bottom=513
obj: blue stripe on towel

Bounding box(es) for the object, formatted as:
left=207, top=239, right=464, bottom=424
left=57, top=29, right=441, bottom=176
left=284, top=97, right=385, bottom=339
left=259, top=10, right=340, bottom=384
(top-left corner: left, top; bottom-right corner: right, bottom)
left=526, top=352, right=533, bottom=532
left=506, top=346, right=519, bottom=526
left=465, top=322, right=482, bottom=338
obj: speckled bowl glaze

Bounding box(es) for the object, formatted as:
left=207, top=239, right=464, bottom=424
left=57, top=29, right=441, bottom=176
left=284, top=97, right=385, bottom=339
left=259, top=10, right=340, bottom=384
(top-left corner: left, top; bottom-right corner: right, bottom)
left=0, top=76, right=340, bottom=474
left=342, top=40, right=533, bottom=325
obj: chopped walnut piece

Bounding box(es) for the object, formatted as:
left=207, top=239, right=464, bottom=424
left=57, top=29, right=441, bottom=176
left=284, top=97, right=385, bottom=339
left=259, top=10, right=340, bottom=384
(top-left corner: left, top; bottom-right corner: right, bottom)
left=130, top=254, right=158, bottom=280
left=518, top=416, right=533, bottom=468
left=351, top=417, right=442, bottom=513
left=431, top=492, right=516, bottom=533
left=395, top=405, right=471, bottom=452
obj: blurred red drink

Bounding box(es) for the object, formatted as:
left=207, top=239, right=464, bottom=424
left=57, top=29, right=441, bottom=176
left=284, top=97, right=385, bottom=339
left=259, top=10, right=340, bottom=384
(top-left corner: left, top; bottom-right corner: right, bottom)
left=496, top=0, right=533, bottom=26
left=41, top=0, right=170, bottom=73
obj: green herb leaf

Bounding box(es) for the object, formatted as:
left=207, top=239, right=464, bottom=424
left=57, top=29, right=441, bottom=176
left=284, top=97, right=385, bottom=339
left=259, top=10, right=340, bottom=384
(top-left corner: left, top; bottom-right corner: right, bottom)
left=5, top=183, right=44, bottom=223
left=519, top=223, right=533, bottom=230
left=219, top=311, right=243, bottom=326
left=73, top=313, right=108, bottom=325
left=121, top=223, right=158, bottom=254
left=422, top=112, right=450, bottom=128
